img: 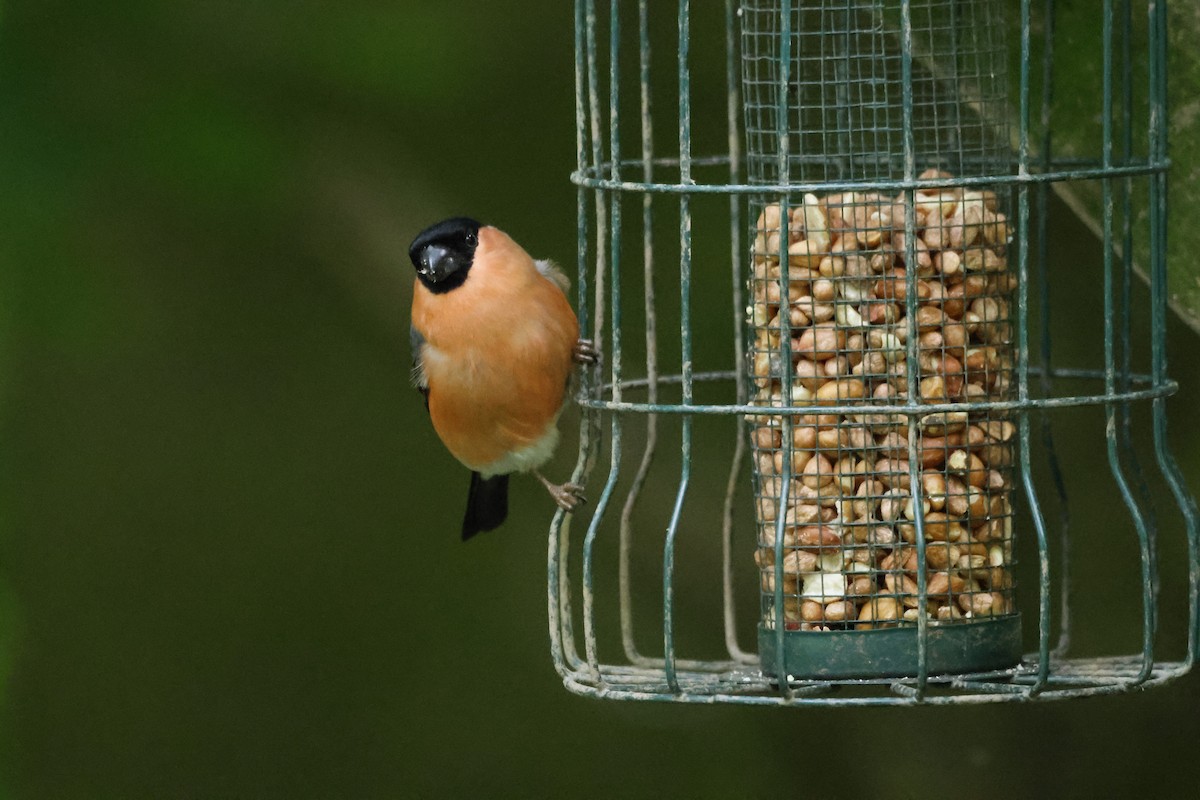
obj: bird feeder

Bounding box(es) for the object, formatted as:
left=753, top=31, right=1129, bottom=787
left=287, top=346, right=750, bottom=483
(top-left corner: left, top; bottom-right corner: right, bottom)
left=551, top=0, right=1198, bottom=704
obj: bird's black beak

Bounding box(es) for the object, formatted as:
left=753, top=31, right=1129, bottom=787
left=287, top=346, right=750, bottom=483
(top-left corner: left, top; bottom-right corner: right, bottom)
left=417, top=244, right=448, bottom=278
left=417, top=244, right=468, bottom=284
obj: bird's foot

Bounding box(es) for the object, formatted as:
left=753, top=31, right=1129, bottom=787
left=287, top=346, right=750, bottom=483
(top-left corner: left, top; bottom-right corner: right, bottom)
left=573, top=338, right=600, bottom=365
left=535, top=471, right=587, bottom=511
left=549, top=482, right=587, bottom=511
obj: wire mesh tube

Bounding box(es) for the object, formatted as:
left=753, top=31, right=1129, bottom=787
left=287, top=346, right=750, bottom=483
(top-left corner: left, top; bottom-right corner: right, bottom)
left=742, top=0, right=1021, bottom=678
left=744, top=0, right=1017, bottom=681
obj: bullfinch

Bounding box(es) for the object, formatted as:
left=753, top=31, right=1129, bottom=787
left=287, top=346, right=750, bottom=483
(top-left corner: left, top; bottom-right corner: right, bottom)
left=408, top=217, right=598, bottom=541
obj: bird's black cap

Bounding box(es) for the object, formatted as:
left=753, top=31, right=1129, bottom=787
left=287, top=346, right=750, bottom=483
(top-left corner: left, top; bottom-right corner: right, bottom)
left=408, top=217, right=483, bottom=294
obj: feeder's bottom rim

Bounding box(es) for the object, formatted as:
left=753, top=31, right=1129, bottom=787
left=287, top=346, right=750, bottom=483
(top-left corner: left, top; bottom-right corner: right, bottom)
left=557, top=657, right=1193, bottom=705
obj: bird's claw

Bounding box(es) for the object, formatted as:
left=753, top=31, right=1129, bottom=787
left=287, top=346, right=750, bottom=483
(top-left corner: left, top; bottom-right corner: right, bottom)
left=573, top=339, right=600, bottom=365
left=551, top=482, right=587, bottom=512
left=534, top=470, right=587, bottom=511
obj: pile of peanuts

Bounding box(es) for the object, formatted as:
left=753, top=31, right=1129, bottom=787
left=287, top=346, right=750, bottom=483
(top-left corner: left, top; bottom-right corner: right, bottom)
left=749, top=169, right=1017, bottom=631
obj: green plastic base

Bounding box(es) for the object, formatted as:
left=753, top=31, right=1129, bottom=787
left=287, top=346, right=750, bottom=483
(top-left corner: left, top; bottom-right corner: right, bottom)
left=758, top=615, right=1023, bottom=679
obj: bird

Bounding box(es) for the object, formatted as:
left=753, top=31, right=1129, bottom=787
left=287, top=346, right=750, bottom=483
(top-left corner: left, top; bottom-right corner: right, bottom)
left=408, top=217, right=599, bottom=540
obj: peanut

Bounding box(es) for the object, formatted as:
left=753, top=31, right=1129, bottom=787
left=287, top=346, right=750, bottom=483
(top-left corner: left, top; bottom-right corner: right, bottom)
left=856, top=597, right=902, bottom=630
left=795, top=323, right=846, bottom=361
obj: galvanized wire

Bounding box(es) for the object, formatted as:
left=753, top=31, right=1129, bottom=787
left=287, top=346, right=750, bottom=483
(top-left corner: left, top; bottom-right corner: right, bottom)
left=548, top=0, right=1198, bottom=705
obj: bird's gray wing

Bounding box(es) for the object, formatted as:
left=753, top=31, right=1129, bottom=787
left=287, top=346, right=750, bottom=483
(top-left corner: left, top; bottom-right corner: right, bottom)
left=410, top=325, right=430, bottom=412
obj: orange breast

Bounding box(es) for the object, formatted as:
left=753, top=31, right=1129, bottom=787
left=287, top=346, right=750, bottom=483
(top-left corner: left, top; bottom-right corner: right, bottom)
left=411, top=228, right=578, bottom=471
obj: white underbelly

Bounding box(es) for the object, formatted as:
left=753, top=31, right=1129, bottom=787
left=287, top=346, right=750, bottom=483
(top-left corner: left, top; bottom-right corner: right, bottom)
left=476, top=418, right=561, bottom=478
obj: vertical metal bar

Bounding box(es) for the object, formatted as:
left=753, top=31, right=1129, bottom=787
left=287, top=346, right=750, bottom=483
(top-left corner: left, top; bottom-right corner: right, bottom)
left=947, top=0, right=963, bottom=161
left=722, top=0, right=753, bottom=663
left=619, top=0, right=658, bottom=666
left=1100, top=0, right=1154, bottom=686
left=1117, top=0, right=1160, bottom=644
left=663, top=0, right=692, bottom=694
left=587, top=0, right=610, bottom=364
left=1017, top=0, right=1053, bottom=695
left=833, top=3, right=850, bottom=175
left=769, top=0, right=795, bottom=699
left=1034, top=0, right=1073, bottom=659
left=551, top=0, right=595, bottom=681
left=556, top=0, right=610, bottom=673
left=1146, top=0, right=1200, bottom=669
left=573, top=0, right=592, bottom=356
left=582, top=0, right=625, bottom=682
left=898, top=0, right=929, bottom=698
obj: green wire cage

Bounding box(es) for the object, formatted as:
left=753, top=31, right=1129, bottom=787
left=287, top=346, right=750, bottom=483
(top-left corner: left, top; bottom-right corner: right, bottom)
left=550, top=0, right=1199, bottom=704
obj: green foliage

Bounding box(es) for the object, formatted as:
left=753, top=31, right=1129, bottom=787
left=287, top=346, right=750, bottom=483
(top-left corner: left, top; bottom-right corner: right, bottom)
left=1015, top=3, right=1200, bottom=333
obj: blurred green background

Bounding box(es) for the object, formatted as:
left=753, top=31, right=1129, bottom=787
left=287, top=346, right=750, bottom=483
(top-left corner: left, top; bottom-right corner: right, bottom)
left=1, top=1, right=1198, bottom=798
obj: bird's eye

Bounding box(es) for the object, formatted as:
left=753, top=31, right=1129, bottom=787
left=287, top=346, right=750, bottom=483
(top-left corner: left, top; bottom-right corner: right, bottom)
left=466, top=232, right=478, bottom=246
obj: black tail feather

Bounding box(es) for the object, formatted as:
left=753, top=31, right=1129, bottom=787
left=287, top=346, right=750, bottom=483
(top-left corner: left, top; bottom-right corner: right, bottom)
left=462, top=472, right=509, bottom=541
